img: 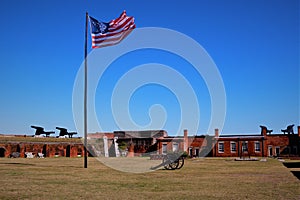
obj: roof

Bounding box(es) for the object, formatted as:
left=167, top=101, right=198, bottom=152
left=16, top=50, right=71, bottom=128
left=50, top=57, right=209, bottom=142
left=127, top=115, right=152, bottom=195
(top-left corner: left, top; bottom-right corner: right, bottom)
left=216, top=134, right=265, bottom=140
left=114, top=130, right=167, bottom=138
left=87, top=132, right=115, bottom=139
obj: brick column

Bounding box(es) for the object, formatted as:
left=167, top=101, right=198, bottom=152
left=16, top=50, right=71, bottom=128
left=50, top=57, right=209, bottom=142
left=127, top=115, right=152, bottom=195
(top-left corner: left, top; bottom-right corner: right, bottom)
left=213, top=129, right=219, bottom=157
left=261, top=139, right=264, bottom=157
left=127, top=143, right=134, bottom=157
left=215, top=129, right=219, bottom=137
left=262, top=127, right=267, bottom=137
left=237, top=139, right=240, bottom=158
left=184, top=129, right=188, bottom=152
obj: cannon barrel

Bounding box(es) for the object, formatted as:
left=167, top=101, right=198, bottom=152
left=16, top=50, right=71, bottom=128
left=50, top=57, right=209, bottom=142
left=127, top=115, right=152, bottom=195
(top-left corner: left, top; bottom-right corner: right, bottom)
left=45, top=131, right=55, bottom=134
left=31, top=125, right=43, bottom=130
left=56, top=127, right=67, bottom=131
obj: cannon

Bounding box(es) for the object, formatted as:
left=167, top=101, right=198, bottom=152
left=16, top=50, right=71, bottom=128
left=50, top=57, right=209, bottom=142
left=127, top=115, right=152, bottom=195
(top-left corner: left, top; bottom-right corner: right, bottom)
left=9, top=152, right=20, bottom=158
left=56, top=127, right=77, bottom=138
left=31, top=126, right=55, bottom=137
left=260, top=125, right=273, bottom=134
left=281, top=124, right=294, bottom=134
left=151, top=153, right=184, bottom=170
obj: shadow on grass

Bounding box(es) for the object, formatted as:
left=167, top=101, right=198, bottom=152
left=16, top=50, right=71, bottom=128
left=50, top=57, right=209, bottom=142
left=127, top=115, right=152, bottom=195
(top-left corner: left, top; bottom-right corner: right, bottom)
left=282, top=162, right=300, bottom=168
left=282, top=162, right=300, bottom=180
left=291, top=171, right=300, bottom=180
left=0, top=162, right=36, bottom=166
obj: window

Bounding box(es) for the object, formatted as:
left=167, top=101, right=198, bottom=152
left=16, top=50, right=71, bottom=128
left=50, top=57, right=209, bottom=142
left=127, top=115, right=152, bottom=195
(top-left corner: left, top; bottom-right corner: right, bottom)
left=189, top=147, right=193, bottom=157
left=255, top=141, right=261, bottom=152
left=172, top=143, right=179, bottom=152
left=268, top=146, right=273, bottom=157
left=282, top=147, right=290, bottom=154
left=218, top=142, right=224, bottom=153
left=242, top=141, right=248, bottom=152
left=292, top=146, right=298, bottom=155
left=162, top=143, right=167, bottom=154
left=275, top=146, right=280, bottom=156
left=230, top=142, right=236, bottom=152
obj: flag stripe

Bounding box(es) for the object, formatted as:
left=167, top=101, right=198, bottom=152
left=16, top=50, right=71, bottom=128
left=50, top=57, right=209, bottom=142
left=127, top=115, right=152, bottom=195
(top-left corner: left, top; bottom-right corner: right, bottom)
left=91, top=17, right=134, bottom=39
left=91, top=25, right=135, bottom=45
left=91, top=23, right=135, bottom=41
left=89, top=11, right=135, bottom=49
left=92, top=26, right=135, bottom=47
left=110, top=11, right=127, bottom=25
left=108, top=16, right=133, bottom=32
left=92, top=28, right=134, bottom=48
left=110, top=13, right=131, bottom=28
left=94, top=16, right=134, bottom=36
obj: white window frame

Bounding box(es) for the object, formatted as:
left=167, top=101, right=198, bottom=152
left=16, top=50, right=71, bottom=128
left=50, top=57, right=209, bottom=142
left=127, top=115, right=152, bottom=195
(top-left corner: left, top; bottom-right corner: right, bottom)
left=230, top=142, right=236, bottom=153
left=254, top=141, right=261, bottom=152
left=218, top=142, right=224, bottom=153
left=268, top=145, right=273, bottom=157
left=172, top=143, right=179, bottom=152
left=162, top=143, right=168, bottom=154
left=242, top=141, right=248, bottom=152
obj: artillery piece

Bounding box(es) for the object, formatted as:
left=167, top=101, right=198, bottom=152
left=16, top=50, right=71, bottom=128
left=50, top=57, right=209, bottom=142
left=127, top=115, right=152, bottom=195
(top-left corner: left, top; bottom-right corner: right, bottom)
left=281, top=124, right=294, bottom=134
left=56, top=127, right=77, bottom=138
left=31, top=126, right=55, bottom=137
left=151, top=153, right=184, bottom=170
left=260, top=125, right=273, bottom=134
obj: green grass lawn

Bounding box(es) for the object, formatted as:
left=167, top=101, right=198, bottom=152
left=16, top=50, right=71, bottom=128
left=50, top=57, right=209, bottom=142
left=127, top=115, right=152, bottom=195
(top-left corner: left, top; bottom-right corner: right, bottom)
left=0, top=157, right=299, bottom=199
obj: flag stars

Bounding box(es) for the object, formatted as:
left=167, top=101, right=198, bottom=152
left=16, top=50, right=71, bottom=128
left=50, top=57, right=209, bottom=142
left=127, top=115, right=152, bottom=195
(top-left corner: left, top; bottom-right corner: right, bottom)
left=99, top=22, right=107, bottom=33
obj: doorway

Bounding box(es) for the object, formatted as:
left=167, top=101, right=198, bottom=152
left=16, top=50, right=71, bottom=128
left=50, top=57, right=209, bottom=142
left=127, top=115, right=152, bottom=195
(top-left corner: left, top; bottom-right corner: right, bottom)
left=0, top=147, right=6, bottom=157
left=43, top=145, right=47, bottom=157
left=66, top=145, right=71, bottom=157
left=189, top=147, right=193, bottom=157
left=195, top=148, right=199, bottom=157
left=268, top=146, right=273, bottom=157
left=275, top=146, right=280, bottom=157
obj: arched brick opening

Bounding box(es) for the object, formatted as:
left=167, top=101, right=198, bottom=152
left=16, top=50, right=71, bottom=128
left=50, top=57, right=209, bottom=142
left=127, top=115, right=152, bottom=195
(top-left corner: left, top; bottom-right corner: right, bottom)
left=0, top=147, right=6, bottom=157
left=42, top=145, right=47, bottom=157
left=66, top=145, right=70, bottom=157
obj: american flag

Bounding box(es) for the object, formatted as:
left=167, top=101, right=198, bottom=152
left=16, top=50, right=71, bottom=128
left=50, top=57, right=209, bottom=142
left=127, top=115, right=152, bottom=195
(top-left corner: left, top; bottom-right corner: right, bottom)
left=89, top=11, right=136, bottom=48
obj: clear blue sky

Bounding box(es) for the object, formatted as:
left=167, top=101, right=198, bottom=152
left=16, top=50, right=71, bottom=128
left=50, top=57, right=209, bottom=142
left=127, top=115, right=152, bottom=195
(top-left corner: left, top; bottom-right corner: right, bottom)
left=0, top=0, right=299, bottom=136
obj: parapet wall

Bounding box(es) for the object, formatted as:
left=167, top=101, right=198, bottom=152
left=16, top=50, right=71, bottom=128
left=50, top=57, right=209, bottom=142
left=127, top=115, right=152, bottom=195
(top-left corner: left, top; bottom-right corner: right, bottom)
left=0, top=137, right=84, bottom=158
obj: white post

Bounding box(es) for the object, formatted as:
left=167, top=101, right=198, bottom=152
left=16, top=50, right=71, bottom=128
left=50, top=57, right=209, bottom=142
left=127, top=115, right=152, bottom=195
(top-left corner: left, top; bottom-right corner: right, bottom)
left=114, top=137, right=120, bottom=157
left=103, top=136, right=109, bottom=157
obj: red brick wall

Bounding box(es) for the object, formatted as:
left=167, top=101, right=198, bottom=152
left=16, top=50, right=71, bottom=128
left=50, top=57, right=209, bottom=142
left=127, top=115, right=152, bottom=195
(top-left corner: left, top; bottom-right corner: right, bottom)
left=265, top=134, right=299, bottom=156
left=214, top=140, right=264, bottom=157
left=0, top=142, right=85, bottom=158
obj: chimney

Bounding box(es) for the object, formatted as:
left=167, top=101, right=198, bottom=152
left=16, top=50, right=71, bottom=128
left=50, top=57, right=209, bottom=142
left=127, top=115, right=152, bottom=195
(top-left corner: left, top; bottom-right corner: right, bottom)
left=215, top=129, right=219, bottom=138
left=262, top=127, right=267, bottom=137
left=298, top=126, right=300, bottom=137
left=184, top=129, right=188, bottom=138
left=127, top=143, right=135, bottom=157
left=184, top=129, right=188, bottom=152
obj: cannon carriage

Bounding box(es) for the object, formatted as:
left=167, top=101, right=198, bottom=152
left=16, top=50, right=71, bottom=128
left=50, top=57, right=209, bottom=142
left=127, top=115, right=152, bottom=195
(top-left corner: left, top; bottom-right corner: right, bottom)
left=151, top=153, right=184, bottom=170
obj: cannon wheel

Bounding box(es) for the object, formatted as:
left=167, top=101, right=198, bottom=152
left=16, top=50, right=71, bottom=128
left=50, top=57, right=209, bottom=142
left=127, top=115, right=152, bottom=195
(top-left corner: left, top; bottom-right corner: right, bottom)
left=169, top=161, right=179, bottom=170
left=163, top=156, right=174, bottom=170
left=163, top=163, right=173, bottom=170
left=169, top=156, right=184, bottom=170
left=163, top=155, right=184, bottom=170
left=176, top=156, right=184, bottom=169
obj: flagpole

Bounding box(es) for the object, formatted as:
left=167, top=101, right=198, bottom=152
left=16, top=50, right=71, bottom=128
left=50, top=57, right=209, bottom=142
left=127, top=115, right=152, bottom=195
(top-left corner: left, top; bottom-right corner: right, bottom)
left=84, top=11, right=88, bottom=168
